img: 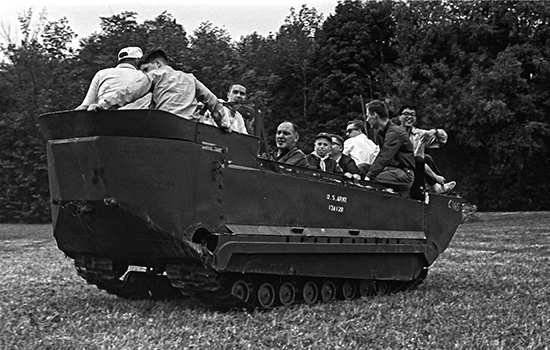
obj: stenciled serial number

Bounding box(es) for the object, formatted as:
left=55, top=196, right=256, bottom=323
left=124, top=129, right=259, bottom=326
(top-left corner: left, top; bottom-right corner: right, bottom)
left=326, top=193, right=348, bottom=203
left=328, top=204, right=344, bottom=213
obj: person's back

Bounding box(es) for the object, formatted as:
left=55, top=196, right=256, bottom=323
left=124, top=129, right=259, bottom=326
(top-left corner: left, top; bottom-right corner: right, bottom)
left=147, top=66, right=202, bottom=118
left=76, top=47, right=150, bottom=111
left=139, top=48, right=229, bottom=131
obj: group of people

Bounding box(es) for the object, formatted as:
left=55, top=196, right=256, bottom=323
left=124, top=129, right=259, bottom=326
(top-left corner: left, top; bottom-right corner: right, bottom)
left=271, top=101, right=456, bottom=196
left=76, top=46, right=253, bottom=134
left=77, top=46, right=456, bottom=197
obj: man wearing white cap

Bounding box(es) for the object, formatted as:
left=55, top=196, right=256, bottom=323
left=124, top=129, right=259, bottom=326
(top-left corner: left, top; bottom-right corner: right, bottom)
left=76, top=46, right=151, bottom=111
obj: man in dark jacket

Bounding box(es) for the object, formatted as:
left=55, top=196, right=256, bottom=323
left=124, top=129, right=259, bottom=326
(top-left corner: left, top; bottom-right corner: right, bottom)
left=270, top=121, right=309, bottom=167
left=364, top=100, right=415, bottom=192
left=330, top=134, right=360, bottom=175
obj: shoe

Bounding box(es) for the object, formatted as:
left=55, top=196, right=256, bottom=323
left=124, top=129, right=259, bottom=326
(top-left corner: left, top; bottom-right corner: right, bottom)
left=435, top=181, right=456, bottom=194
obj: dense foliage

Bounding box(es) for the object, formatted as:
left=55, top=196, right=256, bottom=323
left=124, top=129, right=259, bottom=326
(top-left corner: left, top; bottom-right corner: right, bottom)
left=1, top=0, right=549, bottom=222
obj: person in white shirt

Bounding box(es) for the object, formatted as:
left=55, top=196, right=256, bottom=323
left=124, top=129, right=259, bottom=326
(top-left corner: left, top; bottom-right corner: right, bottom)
left=199, top=83, right=249, bottom=134
left=398, top=105, right=456, bottom=194
left=343, top=120, right=379, bottom=173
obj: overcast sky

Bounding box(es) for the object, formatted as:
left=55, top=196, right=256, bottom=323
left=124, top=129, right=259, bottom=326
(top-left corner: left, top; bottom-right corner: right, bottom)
left=1, top=0, right=338, bottom=45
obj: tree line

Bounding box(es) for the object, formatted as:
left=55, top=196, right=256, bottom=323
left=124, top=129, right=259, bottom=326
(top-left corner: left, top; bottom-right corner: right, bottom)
left=1, top=0, right=549, bottom=223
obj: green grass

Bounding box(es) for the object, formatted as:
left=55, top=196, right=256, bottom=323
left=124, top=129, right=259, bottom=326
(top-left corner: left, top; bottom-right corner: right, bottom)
left=1, top=213, right=549, bottom=349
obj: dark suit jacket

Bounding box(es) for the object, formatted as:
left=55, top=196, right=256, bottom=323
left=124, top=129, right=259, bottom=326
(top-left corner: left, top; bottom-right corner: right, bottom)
left=367, top=121, right=415, bottom=179
left=271, top=146, right=309, bottom=167
left=336, top=154, right=360, bottom=174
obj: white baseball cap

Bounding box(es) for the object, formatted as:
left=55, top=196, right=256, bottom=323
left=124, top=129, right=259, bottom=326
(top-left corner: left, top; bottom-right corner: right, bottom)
left=118, top=47, right=143, bottom=61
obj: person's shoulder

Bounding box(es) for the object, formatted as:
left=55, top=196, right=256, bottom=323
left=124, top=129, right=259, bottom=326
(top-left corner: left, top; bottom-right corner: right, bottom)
left=175, top=70, right=195, bottom=78
left=290, top=146, right=306, bottom=156
left=306, top=152, right=318, bottom=160
left=344, top=136, right=356, bottom=145
left=388, top=122, right=405, bottom=134
left=341, top=154, right=353, bottom=162
left=96, top=66, right=117, bottom=74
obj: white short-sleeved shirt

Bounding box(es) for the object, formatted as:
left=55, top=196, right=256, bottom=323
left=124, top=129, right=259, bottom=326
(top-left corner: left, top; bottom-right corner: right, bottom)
left=343, top=133, right=379, bottom=165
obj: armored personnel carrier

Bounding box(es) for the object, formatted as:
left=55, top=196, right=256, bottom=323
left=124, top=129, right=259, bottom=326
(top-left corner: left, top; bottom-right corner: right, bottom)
left=38, top=109, right=462, bottom=309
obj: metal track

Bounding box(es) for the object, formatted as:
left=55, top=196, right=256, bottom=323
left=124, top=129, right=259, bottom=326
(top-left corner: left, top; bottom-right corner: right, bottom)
left=75, top=258, right=427, bottom=309
left=75, top=261, right=183, bottom=301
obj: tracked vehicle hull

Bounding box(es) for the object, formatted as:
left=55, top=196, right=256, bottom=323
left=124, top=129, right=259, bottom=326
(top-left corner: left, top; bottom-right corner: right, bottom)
left=38, top=110, right=462, bottom=309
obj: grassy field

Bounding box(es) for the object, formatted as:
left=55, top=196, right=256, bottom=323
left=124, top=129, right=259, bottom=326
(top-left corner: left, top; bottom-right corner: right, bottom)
left=1, top=212, right=549, bottom=350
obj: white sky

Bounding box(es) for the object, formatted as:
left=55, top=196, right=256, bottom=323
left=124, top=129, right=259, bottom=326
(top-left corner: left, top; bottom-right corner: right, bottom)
left=0, top=0, right=339, bottom=45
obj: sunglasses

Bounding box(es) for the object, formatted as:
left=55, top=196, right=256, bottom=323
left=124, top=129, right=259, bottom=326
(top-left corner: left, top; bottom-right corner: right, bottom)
left=232, top=90, right=246, bottom=96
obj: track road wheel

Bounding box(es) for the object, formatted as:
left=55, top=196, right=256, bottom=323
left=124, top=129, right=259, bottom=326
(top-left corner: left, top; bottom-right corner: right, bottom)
left=302, top=281, right=318, bottom=305
left=359, top=280, right=375, bottom=298
left=122, top=271, right=154, bottom=299
left=320, top=280, right=336, bottom=303
left=375, top=281, right=391, bottom=295
left=257, top=282, right=276, bottom=309
left=230, top=280, right=251, bottom=303
left=341, top=280, right=357, bottom=300
left=150, top=275, right=183, bottom=300
left=278, top=282, right=296, bottom=307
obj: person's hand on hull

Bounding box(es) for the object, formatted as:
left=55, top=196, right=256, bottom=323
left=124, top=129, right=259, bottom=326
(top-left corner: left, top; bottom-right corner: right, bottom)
left=87, top=103, right=103, bottom=111
left=211, top=107, right=232, bottom=133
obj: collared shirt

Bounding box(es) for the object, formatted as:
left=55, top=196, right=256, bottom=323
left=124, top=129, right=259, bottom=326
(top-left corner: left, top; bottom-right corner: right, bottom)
left=343, top=133, right=379, bottom=165
left=77, top=63, right=151, bottom=110
left=408, top=127, right=448, bottom=155
left=199, top=103, right=248, bottom=134
left=147, top=66, right=225, bottom=123
left=224, top=108, right=248, bottom=134
left=367, top=121, right=415, bottom=179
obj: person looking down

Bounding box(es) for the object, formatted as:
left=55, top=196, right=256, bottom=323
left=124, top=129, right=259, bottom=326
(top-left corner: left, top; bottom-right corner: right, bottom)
left=137, top=48, right=230, bottom=131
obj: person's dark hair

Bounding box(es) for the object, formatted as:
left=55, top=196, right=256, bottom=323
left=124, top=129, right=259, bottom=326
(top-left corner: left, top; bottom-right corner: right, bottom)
left=347, top=119, right=366, bottom=134
left=139, top=48, right=169, bottom=66
left=398, top=104, right=417, bottom=115
left=366, top=100, right=389, bottom=120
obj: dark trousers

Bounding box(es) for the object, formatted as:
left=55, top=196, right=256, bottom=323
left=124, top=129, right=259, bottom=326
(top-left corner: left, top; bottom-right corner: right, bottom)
left=363, top=164, right=415, bottom=192
left=410, top=156, right=425, bottom=200
left=424, top=154, right=442, bottom=186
